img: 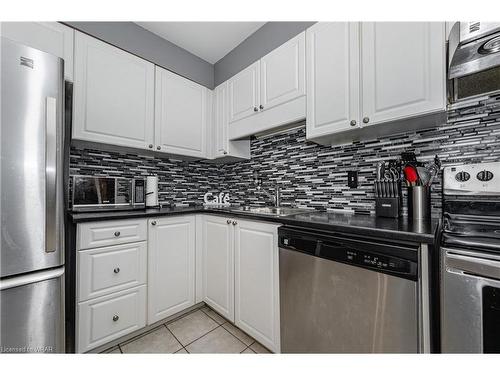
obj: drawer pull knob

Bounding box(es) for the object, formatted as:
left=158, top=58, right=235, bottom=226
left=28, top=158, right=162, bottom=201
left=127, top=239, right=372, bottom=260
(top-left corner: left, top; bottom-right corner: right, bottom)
left=112, top=315, right=119, bottom=322
left=151, top=221, right=157, bottom=226
left=227, top=219, right=231, bottom=224
left=363, top=117, right=370, bottom=124
left=232, top=221, right=237, bottom=225
left=113, top=267, right=120, bottom=274
left=114, top=231, right=120, bottom=237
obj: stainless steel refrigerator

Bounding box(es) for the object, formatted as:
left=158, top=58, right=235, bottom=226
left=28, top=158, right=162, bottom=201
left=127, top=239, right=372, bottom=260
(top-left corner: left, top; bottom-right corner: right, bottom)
left=0, top=37, right=65, bottom=353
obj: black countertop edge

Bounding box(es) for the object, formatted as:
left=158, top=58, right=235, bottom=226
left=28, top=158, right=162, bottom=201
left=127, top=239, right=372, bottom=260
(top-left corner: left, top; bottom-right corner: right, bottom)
left=68, top=207, right=439, bottom=244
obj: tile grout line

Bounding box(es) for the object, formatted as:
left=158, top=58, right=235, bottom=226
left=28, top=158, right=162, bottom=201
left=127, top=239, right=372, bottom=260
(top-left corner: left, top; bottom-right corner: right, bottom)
left=163, top=323, right=187, bottom=353
left=219, top=322, right=256, bottom=348
left=201, top=306, right=258, bottom=350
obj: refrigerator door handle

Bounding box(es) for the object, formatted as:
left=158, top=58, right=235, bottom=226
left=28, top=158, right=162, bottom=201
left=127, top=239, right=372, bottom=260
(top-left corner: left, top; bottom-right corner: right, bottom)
left=0, top=266, right=64, bottom=291
left=45, top=96, right=57, bottom=253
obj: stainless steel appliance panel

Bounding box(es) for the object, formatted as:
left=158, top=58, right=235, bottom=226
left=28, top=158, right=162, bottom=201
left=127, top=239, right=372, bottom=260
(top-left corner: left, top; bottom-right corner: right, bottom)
left=441, top=247, right=500, bottom=353
left=279, top=248, right=418, bottom=353
left=0, top=267, right=65, bottom=353
left=1, top=38, right=64, bottom=277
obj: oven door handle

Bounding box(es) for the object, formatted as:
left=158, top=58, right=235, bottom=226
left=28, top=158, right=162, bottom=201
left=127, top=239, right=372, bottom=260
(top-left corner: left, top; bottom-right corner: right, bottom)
left=445, top=249, right=500, bottom=280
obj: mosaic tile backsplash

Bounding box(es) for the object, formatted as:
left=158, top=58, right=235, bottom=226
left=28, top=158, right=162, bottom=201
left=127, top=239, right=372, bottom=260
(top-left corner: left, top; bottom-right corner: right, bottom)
left=69, top=92, right=500, bottom=217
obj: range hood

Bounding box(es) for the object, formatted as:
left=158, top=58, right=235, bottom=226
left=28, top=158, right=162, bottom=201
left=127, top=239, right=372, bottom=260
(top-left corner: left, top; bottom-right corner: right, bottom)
left=448, top=22, right=500, bottom=79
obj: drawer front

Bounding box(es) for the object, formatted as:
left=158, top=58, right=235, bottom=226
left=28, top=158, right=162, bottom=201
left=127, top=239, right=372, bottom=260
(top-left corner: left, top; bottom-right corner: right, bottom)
left=77, top=286, right=146, bottom=353
left=78, top=242, right=147, bottom=302
left=77, top=219, right=147, bottom=250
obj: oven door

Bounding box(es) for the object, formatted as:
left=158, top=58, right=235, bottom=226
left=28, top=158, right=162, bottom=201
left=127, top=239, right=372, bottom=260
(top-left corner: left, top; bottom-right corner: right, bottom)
left=441, top=247, right=500, bottom=353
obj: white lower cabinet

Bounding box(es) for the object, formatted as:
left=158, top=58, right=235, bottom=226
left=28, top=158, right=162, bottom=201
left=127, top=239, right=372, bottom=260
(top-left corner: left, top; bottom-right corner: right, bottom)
left=77, top=285, right=147, bottom=353
left=147, top=216, right=196, bottom=324
left=201, top=215, right=281, bottom=352
left=201, top=215, right=235, bottom=321
left=75, top=215, right=280, bottom=353
left=234, top=219, right=281, bottom=353
left=78, top=242, right=147, bottom=302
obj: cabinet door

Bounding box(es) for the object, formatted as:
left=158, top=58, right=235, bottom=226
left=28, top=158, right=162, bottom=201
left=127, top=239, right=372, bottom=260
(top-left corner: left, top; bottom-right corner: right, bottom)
left=228, top=61, right=260, bottom=123
left=155, top=67, right=208, bottom=158
left=234, top=220, right=280, bottom=353
left=360, top=22, right=445, bottom=127
left=148, top=216, right=195, bottom=324
left=201, top=215, right=234, bottom=321
left=306, top=22, right=360, bottom=139
left=73, top=31, right=155, bottom=150
left=0, top=22, right=74, bottom=81
left=260, top=32, right=305, bottom=112
left=213, top=82, right=229, bottom=158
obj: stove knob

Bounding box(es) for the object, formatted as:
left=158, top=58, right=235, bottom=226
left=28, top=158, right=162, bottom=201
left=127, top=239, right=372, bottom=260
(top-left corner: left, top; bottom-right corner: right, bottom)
left=477, top=170, right=494, bottom=181
left=455, top=171, right=470, bottom=182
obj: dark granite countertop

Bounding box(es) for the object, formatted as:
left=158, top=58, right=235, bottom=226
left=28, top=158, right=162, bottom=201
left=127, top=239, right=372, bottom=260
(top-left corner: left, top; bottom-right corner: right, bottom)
left=69, top=206, right=439, bottom=244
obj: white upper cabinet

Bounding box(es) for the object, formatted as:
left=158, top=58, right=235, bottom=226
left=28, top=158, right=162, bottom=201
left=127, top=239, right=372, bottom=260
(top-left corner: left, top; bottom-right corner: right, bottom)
left=155, top=66, right=208, bottom=158
left=234, top=219, right=281, bottom=353
left=213, top=82, right=228, bottom=157
left=260, top=32, right=305, bottom=111
left=228, top=61, right=260, bottom=123
left=201, top=215, right=234, bottom=322
left=227, top=32, right=306, bottom=140
left=306, top=22, right=360, bottom=139
left=210, top=82, right=250, bottom=161
left=148, top=216, right=195, bottom=324
left=306, top=22, right=446, bottom=143
left=0, top=22, right=74, bottom=81
left=360, top=22, right=446, bottom=127
left=73, top=31, right=155, bottom=150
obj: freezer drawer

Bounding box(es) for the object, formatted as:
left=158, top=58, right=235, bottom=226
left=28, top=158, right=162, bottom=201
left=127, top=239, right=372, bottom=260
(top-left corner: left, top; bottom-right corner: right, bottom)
left=0, top=267, right=65, bottom=353
left=77, top=242, right=147, bottom=302
left=77, top=285, right=146, bottom=353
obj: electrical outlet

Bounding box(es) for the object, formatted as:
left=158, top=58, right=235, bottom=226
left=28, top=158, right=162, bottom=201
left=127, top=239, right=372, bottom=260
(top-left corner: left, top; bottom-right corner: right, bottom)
left=347, top=171, right=358, bottom=188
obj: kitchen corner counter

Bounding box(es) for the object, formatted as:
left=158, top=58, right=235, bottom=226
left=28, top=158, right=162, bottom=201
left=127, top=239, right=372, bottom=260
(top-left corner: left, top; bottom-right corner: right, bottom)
left=68, top=207, right=439, bottom=245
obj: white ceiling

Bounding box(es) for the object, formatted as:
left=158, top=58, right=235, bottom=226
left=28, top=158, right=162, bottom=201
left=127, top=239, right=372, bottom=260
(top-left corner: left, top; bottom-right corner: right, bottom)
left=135, top=22, right=266, bottom=64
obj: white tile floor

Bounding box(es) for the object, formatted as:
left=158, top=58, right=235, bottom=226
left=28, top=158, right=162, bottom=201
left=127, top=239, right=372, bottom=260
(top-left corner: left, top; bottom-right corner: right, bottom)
left=102, top=305, right=271, bottom=354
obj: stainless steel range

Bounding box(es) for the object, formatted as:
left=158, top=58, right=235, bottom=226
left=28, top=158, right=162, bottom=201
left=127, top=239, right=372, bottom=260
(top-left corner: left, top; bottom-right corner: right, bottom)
left=441, top=161, right=500, bottom=353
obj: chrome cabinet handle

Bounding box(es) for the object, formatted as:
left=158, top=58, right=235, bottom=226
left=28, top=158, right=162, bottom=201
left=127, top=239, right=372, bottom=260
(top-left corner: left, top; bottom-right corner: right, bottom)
left=363, top=117, right=370, bottom=124
left=350, top=120, right=357, bottom=126
left=151, top=221, right=157, bottom=226
left=148, top=144, right=153, bottom=148
left=253, top=107, right=258, bottom=112
left=113, top=315, right=119, bottom=322
left=259, top=104, right=264, bottom=110
left=223, top=151, right=228, bottom=155
left=227, top=219, right=232, bottom=224
left=114, top=231, right=120, bottom=237
left=113, top=267, right=120, bottom=274
left=232, top=221, right=237, bottom=225
left=157, top=146, right=161, bottom=150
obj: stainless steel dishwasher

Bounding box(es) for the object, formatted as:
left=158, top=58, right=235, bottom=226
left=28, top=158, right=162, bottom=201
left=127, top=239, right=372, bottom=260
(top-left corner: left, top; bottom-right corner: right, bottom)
left=279, top=226, right=425, bottom=353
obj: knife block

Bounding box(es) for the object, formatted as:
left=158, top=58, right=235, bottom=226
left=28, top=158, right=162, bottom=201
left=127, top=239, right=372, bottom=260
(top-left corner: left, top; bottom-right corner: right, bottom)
left=374, top=179, right=402, bottom=218
left=375, top=197, right=402, bottom=218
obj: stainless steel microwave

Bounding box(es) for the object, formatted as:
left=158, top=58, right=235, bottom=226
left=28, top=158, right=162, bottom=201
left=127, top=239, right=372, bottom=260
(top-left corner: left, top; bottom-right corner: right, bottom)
left=71, top=176, right=146, bottom=211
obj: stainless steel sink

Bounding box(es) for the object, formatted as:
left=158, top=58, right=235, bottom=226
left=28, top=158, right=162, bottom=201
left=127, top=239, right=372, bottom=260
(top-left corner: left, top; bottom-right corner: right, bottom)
left=229, top=206, right=309, bottom=217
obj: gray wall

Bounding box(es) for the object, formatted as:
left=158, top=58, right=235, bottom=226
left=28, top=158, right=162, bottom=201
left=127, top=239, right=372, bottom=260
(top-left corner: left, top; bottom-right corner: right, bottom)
left=214, top=21, right=316, bottom=86
left=64, top=22, right=214, bottom=88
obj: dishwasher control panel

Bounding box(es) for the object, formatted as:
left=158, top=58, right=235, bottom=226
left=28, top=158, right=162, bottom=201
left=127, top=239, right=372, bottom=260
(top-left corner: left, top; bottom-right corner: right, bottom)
left=343, top=249, right=412, bottom=274
left=279, top=227, right=418, bottom=281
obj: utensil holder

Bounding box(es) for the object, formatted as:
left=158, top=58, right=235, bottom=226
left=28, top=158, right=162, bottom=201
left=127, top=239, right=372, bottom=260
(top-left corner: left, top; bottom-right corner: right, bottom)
left=408, top=186, right=431, bottom=221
